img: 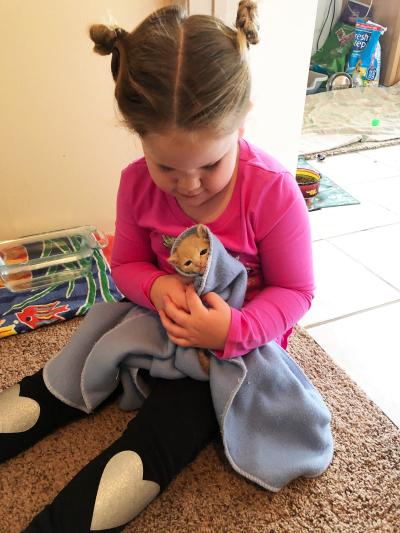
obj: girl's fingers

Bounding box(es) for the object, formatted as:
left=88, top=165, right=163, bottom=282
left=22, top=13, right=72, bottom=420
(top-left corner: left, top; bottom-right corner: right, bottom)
left=185, top=285, right=204, bottom=313
left=164, top=296, right=190, bottom=325
left=160, top=310, right=190, bottom=346
left=202, top=291, right=224, bottom=309
left=159, top=310, right=188, bottom=339
left=166, top=334, right=191, bottom=347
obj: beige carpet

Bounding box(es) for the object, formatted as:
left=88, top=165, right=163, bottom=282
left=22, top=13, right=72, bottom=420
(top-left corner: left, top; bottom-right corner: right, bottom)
left=300, top=83, right=400, bottom=157
left=0, top=319, right=399, bottom=533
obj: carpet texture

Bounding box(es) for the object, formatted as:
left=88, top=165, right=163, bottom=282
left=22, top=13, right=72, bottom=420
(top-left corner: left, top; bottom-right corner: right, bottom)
left=300, top=83, right=400, bottom=157
left=0, top=319, right=399, bottom=533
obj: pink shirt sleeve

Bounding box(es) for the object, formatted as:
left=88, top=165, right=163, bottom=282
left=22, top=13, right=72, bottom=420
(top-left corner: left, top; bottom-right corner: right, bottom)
left=110, top=168, right=165, bottom=310
left=217, top=173, right=315, bottom=359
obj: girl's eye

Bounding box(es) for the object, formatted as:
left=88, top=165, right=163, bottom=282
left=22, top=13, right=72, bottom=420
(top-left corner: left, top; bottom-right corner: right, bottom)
left=200, top=249, right=208, bottom=256
left=203, top=160, right=220, bottom=170
left=184, top=260, right=192, bottom=266
left=159, top=165, right=173, bottom=172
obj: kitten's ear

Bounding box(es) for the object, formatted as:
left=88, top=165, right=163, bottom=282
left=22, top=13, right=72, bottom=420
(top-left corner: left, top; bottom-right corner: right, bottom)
left=168, top=253, right=178, bottom=266
left=196, top=224, right=209, bottom=240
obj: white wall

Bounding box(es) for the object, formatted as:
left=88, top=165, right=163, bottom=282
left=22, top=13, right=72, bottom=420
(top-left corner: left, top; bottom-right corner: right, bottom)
left=216, top=0, right=319, bottom=174
left=1, top=0, right=162, bottom=241
left=189, top=0, right=213, bottom=14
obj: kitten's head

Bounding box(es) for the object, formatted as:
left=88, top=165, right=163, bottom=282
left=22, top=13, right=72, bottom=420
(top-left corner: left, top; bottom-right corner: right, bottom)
left=168, top=225, right=210, bottom=275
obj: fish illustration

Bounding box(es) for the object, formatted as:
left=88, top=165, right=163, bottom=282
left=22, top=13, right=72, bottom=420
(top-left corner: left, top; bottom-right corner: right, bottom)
left=16, top=301, right=70, bottom=329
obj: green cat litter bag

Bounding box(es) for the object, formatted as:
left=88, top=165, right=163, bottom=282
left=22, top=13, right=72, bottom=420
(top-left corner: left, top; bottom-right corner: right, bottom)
left=311, top=22, right=355, bottom=77
left=346, top=19, right=386, bottom=87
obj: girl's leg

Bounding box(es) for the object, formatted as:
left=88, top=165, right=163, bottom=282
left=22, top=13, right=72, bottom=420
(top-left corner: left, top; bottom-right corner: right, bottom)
left=25, top=376, right=218, bottom=533
left=0, top=369, right=87, bottom=463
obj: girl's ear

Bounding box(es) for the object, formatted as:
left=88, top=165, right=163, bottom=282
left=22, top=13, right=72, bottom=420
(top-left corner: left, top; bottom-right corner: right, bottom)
left=196, top=224, right=208, bottom=240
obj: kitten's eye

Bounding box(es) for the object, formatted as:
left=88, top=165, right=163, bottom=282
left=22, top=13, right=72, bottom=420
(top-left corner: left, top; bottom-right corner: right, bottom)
left=200, top=249, right=208, bottom=256
left=184, top=260, right=192, bottom=267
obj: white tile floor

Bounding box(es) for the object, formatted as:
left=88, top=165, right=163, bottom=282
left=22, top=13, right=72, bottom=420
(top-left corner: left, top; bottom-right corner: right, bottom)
left=298, top=145, right=400, bottom=428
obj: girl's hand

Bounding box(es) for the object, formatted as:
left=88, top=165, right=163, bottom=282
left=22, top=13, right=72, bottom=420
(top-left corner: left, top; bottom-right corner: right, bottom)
left=159, top=284, right=231, bottom=351
left=150, top=274, right=190, bottom=313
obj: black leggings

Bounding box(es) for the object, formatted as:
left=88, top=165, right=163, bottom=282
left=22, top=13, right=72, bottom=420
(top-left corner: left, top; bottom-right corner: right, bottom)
left=0, top=369, right=218, bottom=532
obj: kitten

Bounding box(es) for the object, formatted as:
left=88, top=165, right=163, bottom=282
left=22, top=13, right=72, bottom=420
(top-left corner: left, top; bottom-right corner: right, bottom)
left=168, top=224, right=210, bottom=276
left=168, top=225, right=211, bottom=374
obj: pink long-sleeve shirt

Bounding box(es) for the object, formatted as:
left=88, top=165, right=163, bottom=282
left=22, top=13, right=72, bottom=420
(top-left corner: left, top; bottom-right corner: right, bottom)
left=111, top=138, right=315, bottom=358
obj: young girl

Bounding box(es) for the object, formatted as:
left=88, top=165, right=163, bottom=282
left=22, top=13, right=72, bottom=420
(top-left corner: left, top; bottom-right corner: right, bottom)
left=0, top=2, right=323, bottom=531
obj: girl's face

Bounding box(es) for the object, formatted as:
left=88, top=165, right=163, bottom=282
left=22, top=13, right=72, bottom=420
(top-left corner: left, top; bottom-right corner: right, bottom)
left=141, top=127, right=240, bottom=210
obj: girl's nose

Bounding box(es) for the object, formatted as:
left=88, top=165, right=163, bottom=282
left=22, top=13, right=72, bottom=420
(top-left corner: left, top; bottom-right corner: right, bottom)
left=179, top=173, right=201, bottom=192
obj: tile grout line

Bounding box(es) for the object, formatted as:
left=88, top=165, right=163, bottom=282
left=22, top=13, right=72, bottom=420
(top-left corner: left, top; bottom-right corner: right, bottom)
left=303, top=298, right=400, bottom=329
left=311, top=220, right=400, bottom=243
left=326, top=238, right=400, bottom=294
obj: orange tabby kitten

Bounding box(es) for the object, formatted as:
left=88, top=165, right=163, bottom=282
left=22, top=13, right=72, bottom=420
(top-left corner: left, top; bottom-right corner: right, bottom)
left=168, top=224, right=210, bottom=276
left=168, top=225, right=211, bottom=374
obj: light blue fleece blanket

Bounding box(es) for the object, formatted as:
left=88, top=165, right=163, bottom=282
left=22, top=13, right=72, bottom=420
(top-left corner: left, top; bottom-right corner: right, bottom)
left=44, top=226, right=333, bottom=492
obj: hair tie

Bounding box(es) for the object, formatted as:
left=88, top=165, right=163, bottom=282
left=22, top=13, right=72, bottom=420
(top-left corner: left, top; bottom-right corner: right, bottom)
left=89, top=24, right=126, bottom=56
left=114, top=27, right=125, bottom=39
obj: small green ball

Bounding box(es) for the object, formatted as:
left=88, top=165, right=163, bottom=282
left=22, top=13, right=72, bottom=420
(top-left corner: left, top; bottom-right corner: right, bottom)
left=371, top=118, right=380, bottom=127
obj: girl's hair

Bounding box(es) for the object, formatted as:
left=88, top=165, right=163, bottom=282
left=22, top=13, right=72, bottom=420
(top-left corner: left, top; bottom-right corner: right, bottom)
left=89, top=1, right=259, bottom=137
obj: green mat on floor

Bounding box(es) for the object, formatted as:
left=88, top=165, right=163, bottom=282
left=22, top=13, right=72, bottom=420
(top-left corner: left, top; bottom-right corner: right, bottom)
left=298, top=158, right=360, bottom=212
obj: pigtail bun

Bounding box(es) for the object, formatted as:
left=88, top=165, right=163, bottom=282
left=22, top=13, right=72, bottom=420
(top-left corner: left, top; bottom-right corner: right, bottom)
left=89, top=24, right=127, bottom=55
left=235, top=0, right=260, bottom=50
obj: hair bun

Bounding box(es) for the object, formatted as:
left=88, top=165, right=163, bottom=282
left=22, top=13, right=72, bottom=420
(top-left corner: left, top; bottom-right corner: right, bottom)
left=89, top=24, right=125, bottom=55
left=236, top=0, right=259, bottom=46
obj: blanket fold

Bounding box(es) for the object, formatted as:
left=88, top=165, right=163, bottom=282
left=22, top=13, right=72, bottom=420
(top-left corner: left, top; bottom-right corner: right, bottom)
left=44, top=225, right=333, bottom=492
